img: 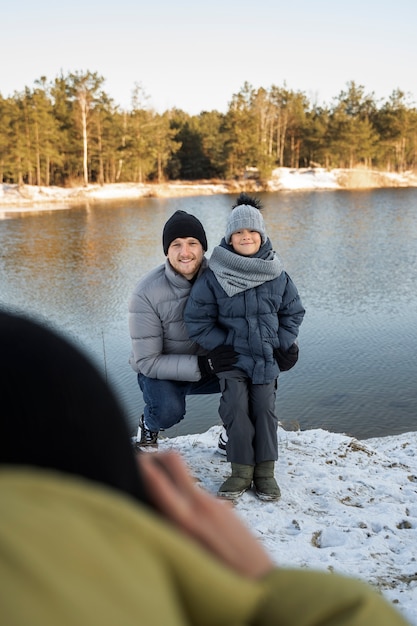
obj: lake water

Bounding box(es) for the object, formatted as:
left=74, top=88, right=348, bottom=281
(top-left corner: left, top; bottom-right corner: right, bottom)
left=1, top=188, right=416, bottom=440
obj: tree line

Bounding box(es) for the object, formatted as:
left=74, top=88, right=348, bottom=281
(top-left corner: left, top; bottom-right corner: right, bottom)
left=1, top=71, right=417, bottom=187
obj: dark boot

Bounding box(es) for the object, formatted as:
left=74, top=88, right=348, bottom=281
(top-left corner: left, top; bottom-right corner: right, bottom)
left=134, top=415, right=158, bottom=451
left=253, top=461, right=281, bottom=501
left=217, top=463, right=254, bottom=500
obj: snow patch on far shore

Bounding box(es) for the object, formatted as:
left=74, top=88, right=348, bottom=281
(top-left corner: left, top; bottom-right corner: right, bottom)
left=2, top=168, right=417, bottom=216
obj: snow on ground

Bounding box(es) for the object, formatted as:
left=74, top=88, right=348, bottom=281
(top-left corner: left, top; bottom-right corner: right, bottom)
left=147, top=425, right=417, bottom=625
left=268, top=167, right=340, bottom=190
left=267, top=167, right=417, bottom=191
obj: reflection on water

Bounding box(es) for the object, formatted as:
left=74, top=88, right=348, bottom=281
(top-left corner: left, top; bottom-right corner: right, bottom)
left=1, top=189, right=417, bottom=440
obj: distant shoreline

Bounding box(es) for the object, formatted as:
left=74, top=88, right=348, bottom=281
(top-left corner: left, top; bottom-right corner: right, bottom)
left=0, top=180, right=240, bottom=208
left=1, top=168, right=417, bottom=211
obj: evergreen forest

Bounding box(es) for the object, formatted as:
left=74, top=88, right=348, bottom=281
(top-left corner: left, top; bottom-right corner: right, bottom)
left=1, top=71, right=417, bottom=187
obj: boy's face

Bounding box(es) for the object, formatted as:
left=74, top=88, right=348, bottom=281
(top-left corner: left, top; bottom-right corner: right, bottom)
left=230, top=229, right=262, bottom=256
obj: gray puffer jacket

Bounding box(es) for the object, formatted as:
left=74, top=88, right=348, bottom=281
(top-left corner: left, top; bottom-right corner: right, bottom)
left=128, top=259, right=208, bottom=381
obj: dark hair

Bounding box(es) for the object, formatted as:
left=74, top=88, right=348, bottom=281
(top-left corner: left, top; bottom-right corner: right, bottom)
left=0, top=309, right=150, bottom=506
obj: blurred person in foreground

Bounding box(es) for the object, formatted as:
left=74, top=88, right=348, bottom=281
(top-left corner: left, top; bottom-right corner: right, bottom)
left=0, top=310, right=410, bottom=626
left=128, top=209, right=237, bottom=450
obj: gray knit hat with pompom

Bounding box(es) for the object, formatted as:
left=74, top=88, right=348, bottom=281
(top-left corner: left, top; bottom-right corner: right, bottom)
left=225, top=200, right=267, bottom=245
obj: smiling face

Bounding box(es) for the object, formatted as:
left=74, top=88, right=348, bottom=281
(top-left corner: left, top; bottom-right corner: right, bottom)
left=230, top=229, right=262, bottom=256
left=166, top=237, right=204, bottom=279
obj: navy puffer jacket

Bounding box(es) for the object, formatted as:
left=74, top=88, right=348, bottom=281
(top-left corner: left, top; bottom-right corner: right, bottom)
left=184, top=243, right=305, bottom=385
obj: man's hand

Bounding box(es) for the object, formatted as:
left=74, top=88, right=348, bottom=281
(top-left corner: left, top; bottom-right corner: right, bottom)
left=198, top=345, right=238, bottom=377
left=138, top=451, right=275, bottom=579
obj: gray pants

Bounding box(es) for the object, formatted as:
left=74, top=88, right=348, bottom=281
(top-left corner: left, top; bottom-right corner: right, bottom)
left=217, top=370, right=278, bottom=465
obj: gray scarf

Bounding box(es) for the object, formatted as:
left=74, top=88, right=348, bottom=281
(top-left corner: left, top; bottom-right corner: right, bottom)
left=209, top=243, right=283, bottom=297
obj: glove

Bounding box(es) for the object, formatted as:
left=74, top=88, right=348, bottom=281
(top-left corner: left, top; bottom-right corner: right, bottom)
left=198, top=345, right=238, bottom=377
left=274, top=343, right=299, bottom=372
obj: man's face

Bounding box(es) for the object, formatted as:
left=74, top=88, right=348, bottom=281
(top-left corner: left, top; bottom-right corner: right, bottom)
left=167, top=237, right=204, bottom=279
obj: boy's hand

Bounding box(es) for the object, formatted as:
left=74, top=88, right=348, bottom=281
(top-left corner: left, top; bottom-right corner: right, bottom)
left=274, top=343, right=299, bottom=371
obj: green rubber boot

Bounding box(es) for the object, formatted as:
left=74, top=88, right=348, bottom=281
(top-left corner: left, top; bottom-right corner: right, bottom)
left=217, top=463, right=254, bottom=500
left=253, top=461, right=281, bottom=501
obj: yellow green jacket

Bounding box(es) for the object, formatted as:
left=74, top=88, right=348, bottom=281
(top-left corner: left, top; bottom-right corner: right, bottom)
left=0, top=468, right=409, bottom=626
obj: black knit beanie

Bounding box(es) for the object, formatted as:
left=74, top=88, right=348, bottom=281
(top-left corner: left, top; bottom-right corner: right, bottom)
left=162, top=210, right=208, bottom=255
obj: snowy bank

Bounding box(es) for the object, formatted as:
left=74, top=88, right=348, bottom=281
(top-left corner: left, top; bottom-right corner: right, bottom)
left=1, top=168, right=417, bottom=214
left=151, top=425, right=417, bottom=625
left=267, top=167, right=417, bottom=191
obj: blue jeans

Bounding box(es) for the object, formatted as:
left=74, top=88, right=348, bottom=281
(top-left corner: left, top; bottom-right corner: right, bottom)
left=138, top=374, right=220, bottom=432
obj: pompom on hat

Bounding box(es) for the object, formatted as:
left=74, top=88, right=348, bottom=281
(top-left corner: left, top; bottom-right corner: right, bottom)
left=162, top=210, right=208, bottom=255
left=225, top=194, right=267, bottom=245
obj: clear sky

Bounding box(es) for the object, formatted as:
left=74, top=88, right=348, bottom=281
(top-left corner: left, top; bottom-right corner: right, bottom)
left=2, top=0, right=417, bottom=114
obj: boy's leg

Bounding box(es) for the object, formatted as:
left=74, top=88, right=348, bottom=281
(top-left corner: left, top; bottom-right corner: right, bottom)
left=250, top=380, right=281, bottom=501
left=218, top=371, right=256, bottom=465
left=250, top=380, right=279, bottom=463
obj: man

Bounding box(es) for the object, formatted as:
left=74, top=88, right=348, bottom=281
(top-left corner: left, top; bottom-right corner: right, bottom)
left=128, top=210, right=237, bottom=449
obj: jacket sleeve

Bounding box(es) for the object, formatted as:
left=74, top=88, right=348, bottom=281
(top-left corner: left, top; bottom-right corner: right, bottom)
left=184, top=276, right=228, bottom=351
left=252, top=568, right=410, bottom=626
left=128, top=287, right=201, bottom=382
left=277, top=273, right=305, bottom=350
left=2, top=471, right=410, bottom=626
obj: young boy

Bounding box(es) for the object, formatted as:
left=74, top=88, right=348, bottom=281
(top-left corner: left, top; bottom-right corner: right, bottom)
left=184, top=193, right=305, bottom=501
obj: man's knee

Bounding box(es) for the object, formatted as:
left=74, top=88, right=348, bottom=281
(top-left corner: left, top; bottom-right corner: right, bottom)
left=139, top=376, right=186, bottom=430
left=153, top=404, right=185, bottom=430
